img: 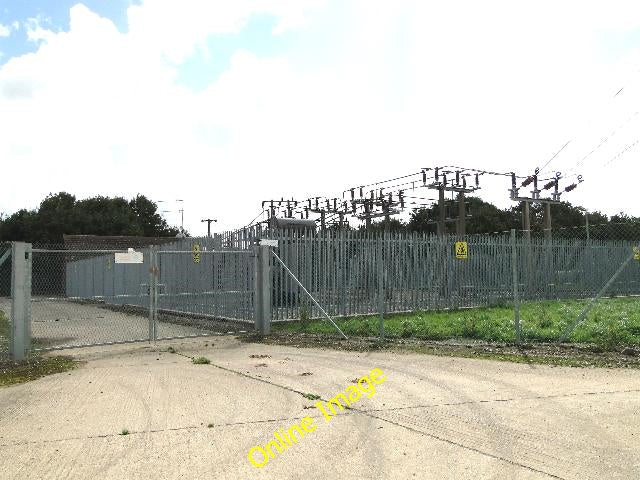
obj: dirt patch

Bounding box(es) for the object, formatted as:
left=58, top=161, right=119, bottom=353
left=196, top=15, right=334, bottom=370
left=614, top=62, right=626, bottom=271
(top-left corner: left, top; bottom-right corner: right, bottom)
left=240, top=332, right=640, bottom=369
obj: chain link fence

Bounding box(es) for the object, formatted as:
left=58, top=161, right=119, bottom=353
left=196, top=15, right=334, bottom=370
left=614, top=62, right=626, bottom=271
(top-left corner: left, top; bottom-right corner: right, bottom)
left=0, top=242, right=11, bottom=362
left=21, top=238, right=255, bottom=352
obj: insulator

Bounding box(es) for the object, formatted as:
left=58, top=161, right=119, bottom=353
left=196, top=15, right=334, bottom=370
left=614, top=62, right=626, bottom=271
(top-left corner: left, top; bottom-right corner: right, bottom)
left=388, top=192, right=392, bottom=203
left=565, top=183, right=577, bottom=192
left=463, top=177, right=467, bottom=189
left=422, top=170, right=427, bottom=185
left=543, top=180, right=555, bottom=190
left=333, top=198, right=337, bottom=210
left=521, top=176, right=534, bottom=187
left=351, top=202, right=356, bottom=214
left=475, top=173, right=479, bottom=187
left=350, top=188, right=355, bottom=200
left=456, top=171, right=460, bottom=185
left=511, top=173, right=516, bottom=188
left=435, top=167, right=439, bottom=182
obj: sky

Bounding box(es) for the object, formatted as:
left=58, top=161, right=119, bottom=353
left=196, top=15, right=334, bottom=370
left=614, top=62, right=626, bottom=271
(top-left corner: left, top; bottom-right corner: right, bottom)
left=0, top=0, right=639, bottom=236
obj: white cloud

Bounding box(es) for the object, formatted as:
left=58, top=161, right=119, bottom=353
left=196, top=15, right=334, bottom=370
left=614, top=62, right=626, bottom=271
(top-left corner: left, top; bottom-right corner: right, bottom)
left=0, top=0, right=639, bottom=234
left=0, top=23, right=10, bottom=37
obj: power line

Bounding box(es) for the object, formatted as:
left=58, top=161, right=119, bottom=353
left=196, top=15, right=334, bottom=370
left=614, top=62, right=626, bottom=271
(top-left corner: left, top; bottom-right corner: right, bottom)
left=538, top=140, right=572, bottom=174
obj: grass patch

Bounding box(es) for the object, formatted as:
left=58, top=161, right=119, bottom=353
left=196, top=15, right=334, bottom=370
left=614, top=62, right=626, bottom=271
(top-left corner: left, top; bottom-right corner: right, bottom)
left=0, top=310, right=81, bottom=387
left=120, top=428, right=130, bottom=435
left=192, top=356, right=211, bottom=364
left=0, top=310, right=9, bottom=359
left=0, top=356, right=79, bottom=387
left=272, top=297, right=640, bottom=351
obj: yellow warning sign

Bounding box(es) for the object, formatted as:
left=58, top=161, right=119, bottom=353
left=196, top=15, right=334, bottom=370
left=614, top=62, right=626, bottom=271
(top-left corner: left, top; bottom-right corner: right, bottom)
left=633, top=246, right=640, bottom=261
left=192, top=243, right=201, bottom=264
left=455, top=241, right=468, bottom=260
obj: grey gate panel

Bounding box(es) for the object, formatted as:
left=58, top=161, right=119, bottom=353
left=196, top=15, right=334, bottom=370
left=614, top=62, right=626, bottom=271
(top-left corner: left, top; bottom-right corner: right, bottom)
left=32, top=248, right=152, bottom=350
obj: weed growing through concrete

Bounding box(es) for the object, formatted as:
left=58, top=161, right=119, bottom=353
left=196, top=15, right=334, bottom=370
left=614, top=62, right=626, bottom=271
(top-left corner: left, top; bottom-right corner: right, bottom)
left=192, top=356, right=210, bottom=364
left=302, top=393, right=320, bottom=400
left=120, top=429, right=130, bottom=435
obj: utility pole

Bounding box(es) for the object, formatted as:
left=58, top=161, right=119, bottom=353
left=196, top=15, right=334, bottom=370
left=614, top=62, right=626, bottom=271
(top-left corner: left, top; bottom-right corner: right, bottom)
left=457, top=191, right=466, bottom=237
left=522, top=201, right=531, bottom=242
left=201, top=218, right=217, bottom=237
left=586, top=211, right=590, bottom=241
left=509, top=170, right=577, bottom=241
left=543, top=202, right=552, bottom=240
left=424, top=168, right=478, bottom=237
left=176, top=199, right=184, bottom=234
left=437, top=185, right=446, bottom=237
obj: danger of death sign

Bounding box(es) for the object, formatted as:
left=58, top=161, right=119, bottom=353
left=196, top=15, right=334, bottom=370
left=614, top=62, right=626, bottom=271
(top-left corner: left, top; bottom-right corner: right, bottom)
left=455, top=241, right=468, bottom=260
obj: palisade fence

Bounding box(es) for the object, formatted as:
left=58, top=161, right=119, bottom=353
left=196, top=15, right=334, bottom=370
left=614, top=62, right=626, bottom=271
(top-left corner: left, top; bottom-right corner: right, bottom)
left=259, top=229, right=640, bottom=323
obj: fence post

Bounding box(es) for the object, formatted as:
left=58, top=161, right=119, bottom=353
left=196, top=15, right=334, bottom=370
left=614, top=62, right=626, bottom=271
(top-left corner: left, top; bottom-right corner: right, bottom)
left=148, top=246, right=157, bottom=342
left=377, top=237, right=384, bottom=340
left=511, top=230, right=522, bottom=344
left=10, top=242, right=31, bottom=361
left=254, top=243, right=272, bottom=335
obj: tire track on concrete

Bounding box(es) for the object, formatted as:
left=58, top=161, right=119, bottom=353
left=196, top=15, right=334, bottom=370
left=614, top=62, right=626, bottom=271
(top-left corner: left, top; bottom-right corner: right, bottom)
left=175, top=352, right=567, bottom=479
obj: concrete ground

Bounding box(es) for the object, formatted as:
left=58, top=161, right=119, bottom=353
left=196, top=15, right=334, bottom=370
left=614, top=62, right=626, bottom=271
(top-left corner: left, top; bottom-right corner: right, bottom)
left=0, top=336, right=638, bottom=480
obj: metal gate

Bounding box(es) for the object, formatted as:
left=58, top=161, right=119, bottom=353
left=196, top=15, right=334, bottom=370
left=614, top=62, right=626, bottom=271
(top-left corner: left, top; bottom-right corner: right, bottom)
left=23, top=245, right=254, bottom=351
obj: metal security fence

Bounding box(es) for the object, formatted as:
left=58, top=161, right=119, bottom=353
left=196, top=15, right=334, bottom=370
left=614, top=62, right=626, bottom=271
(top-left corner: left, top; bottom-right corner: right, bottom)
left=155, top=249, right=254, bottom=339
left=265, top=230, right=640, bottom=320
left=4, top=229, right=640, bottom=357
left=514, top=235, right=639, bottom=301
left=269, top=232, right=510, bottom=320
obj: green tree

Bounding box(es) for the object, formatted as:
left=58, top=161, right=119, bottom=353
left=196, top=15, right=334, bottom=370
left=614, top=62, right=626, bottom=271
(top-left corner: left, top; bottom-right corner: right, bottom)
left=0, top=193, right=179, bottom=243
